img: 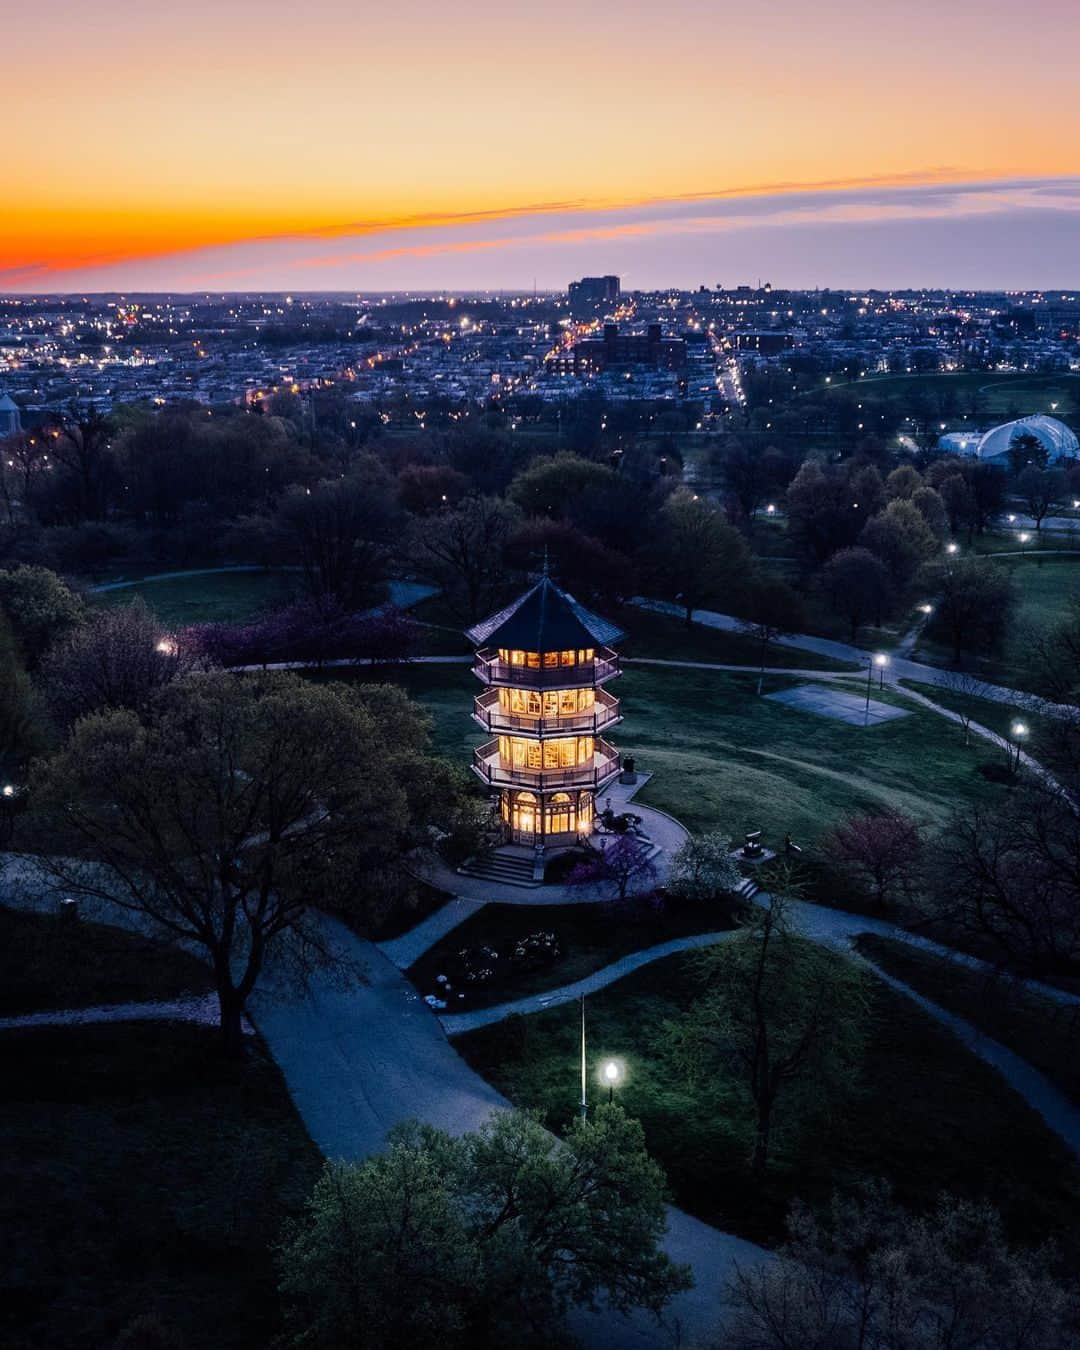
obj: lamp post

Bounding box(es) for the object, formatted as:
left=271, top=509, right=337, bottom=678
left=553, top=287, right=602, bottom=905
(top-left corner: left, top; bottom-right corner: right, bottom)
left=602, top=1059, right=621, bottom=1105
left=579, top=993, right=588, bottom=1120
left=1018, top=531, right=1030, bottom=556
left=1009, top=720, right=1028, bottom=774
left=865, top=653, right=888, bottom=719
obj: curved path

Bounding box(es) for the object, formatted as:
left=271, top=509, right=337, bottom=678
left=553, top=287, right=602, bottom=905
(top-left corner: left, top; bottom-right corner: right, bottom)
left=437, top=895, right=1080, bottom=1158
left=632, top=598, right=1070, bottom=716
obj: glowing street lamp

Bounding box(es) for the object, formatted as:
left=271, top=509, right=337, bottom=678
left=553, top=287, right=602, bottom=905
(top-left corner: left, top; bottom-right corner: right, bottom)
left=865, top=653, right=889, bottom=717
left=602, top=1060, right=622, bottom=1104
left=1018, top=532, right=1031, bottom=555
left=946, top=542, right=959, bottom=556
left=1009, top=720, right=1029, bottom=774
left=919, top=603, right=934, bottom=616
left=155, top=637, right=178, bottom=657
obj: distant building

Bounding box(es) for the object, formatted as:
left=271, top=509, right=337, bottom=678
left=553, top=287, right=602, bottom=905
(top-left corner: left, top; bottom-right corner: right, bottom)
left=568, top=276, right=620, bottom=313
left=939, top=414, right=1078, bottom=466
left=0, top=393, right=21, bottom=438
left=548, top=323, right=687, bottom=374
left=728, top=331, right=794, bottom=355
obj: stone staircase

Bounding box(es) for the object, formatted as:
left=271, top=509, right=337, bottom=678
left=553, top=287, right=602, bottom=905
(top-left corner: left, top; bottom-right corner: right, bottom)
left=736, top=876, right=760, bottom=902
left=457, top=850, right=540, bottom=889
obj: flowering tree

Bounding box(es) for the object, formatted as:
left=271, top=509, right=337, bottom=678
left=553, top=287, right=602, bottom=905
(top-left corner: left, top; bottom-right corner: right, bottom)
left=667, top=831, right=742, bottom=902
left=568, top=834, right=657, bottom=903
left=828, top=808, right=922, bottom=910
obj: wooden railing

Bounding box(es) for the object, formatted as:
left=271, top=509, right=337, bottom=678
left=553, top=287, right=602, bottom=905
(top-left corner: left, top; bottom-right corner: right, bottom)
left=472, top=647, right=620, bottom=689
left=471, top=738, right=621, bottom=790
left=472, top=687, right=621, bottom=736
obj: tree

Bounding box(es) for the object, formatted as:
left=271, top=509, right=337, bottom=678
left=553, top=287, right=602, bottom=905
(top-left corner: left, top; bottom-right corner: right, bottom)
left=786, top=460, right=861, bottom=565
left=276, top=1107, right=691, bottom=1350
left=1008, top=429, right=1049, bottom=475
left=921, top=556, right=1016, bottom=663
left=929, top=788, right=1080, bottom=977
left=939, top=668, right=988, bottom=746
left=860, top=500, right=939, bottom=595
left=654, top=489, right=751, bottom=625
left=508, top=451, right=621, bottom=520
left=910, top=484, right=949, bottom=539
left=820, top=547, right=892, bottom=642
left=29, top=672, right=434, bottom=1052
left=739, top=573, right=806, bottom=694
left=407, top=494, right=521, bottom=621
left=663, top=891, right=868, bottom=1174
left=667, top=831, right=742, bottom=902
left=504, top=518, right=634, bottom=608
left=1016, top=465, right=1064, bottom=531
left=937, top=472, right=977, bottom=537
left=827, top=808, right=922, bottom=910
left=885, top=463, right=923, bottom=500
left=0, top=610, right=41, bottom=784
left=568, top=833, right=658, bottom=903
left=42, top=598, right=204, bottom=726
left=722, top=1184, right=1077, bottom=1350
left=0, top=564, right=85, bottom=667
left=397, top=463, right=469, bottom=515
left=40, top=409, right=118, bottom=523
left=276, top=458, right=400, bottom=609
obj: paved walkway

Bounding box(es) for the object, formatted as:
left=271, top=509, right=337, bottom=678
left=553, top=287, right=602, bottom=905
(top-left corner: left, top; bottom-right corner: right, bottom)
left=632, top=598, right=1069, bottom=715
left=0, top=992, right=234, bottom=1032
left=378, top=896, right=485, bottom=970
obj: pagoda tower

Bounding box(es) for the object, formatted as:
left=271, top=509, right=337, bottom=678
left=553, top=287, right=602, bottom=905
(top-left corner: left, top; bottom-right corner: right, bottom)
left=466, top=576, right=625, bottom=849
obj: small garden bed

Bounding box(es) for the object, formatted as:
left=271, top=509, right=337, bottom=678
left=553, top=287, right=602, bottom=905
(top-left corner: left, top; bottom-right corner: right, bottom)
left=407, top=893, right=742, bottom=1010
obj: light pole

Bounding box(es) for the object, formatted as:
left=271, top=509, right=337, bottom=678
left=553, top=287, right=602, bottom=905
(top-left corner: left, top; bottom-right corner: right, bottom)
left=865, top=653, right=888, bottom=719
left=1009, top=720, right=1028, bottom=774
left=602, top=1060, right=621, bottom=1105
left=875, top=652, right=889, bottom=691
left=1018, top=531, right=1030, bottom=556
left=579, top=993, right=588, bottom=1119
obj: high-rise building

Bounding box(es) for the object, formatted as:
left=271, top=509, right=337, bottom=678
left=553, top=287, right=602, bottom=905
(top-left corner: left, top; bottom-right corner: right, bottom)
left=568, top=275, right=621, bottom=312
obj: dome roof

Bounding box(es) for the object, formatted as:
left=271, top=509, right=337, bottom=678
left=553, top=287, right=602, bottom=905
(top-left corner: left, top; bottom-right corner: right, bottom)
left=975, top=414, right=1078, bottom=465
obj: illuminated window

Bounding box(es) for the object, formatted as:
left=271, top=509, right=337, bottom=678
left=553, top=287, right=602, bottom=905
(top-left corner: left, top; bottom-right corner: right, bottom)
left=543, top=651, right=559, bottom=668
left=560, top=649, right=576, bottom=666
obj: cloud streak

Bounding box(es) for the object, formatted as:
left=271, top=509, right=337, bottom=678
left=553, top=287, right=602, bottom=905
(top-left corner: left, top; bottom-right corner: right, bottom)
left=5, top=177, right=1080, bottom=293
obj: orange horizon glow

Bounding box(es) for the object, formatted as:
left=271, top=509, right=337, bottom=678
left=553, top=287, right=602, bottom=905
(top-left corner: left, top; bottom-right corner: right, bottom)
left=4, top=0, right=1079, bottom=289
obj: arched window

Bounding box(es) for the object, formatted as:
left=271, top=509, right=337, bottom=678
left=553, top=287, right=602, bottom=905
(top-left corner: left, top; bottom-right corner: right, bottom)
left=545, top=792, right=574, bottom=835
left=512, top=791, right=537, bottom=836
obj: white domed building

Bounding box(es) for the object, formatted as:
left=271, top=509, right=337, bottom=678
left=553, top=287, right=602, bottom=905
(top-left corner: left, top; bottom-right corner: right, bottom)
left=973, top=415, right=1078, bottom=467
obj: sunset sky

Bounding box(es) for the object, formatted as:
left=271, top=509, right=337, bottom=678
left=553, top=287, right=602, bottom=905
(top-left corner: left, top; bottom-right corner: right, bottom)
left=6, top=0, right=1079, bottom=292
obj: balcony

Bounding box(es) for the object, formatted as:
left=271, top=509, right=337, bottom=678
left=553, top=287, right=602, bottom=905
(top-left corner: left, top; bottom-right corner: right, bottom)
left=471, top=737, right=621, bottom=791
left=472, top=687, right=622, bottom=736
left=472, top=647, right=621, bottom=689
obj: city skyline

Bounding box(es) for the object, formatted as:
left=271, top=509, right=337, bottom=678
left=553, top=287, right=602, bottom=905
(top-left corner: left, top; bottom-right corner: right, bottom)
left=5, top=0, right=1079, bottom=292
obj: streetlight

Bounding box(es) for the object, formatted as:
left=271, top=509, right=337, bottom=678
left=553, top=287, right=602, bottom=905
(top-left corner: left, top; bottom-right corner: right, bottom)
left=866, top=653, right=888, bottom=717
left=602, top=1060, right=622, bottom=1104
left=919, top=603, right=934, bottom=616
left=946, top=542, right=959, bottom=556
left=1009, top=720, right=1028, bottom=773
left=1018, top=532, right=1031, bottom=555
left=579, top=994, right=588, bottom=1119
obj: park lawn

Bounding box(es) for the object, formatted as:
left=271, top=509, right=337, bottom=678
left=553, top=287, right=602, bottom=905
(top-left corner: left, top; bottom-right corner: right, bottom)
left=617, top=666, right=1009, bottom=844
left=811, top=371, right=1080, bottom=420
left=855, top=935, right=1080, bottom=1104
left=408, top=895, right=741, bottom=1012
left=455, top=948, right=1079, bottom=1255
left=91, top=570, right=300, bottom=626
left=0, top=1020, right=321, bottom=1350
left=899, top=679, right=1045, bottom=746
left=618, top=605, right=858, bottom=671
left=0, top=906, right=212, bottom=1015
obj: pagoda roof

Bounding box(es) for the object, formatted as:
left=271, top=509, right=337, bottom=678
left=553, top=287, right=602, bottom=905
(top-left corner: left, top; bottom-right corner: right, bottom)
left=466, top=576, right=625, bottom=652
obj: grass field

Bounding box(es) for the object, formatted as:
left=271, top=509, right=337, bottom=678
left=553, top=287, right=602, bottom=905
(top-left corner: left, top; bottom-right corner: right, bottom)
left=456, top=947, right=1078, bottom=1253
left=0, top=906, right=212, bottom=1015
left=856, top=935, right=1080, bottom=1104
left=809, top=371, right=1080, bottom=421
left=91, top=570, right=301, bottom=626
left=361, top=663, right=1011, bottom=846
left=1, top=1020, right=320, bottom=1350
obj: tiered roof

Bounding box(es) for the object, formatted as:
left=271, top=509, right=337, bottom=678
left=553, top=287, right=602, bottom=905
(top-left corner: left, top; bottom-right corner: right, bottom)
left=466, top=576, right=625, bottom=652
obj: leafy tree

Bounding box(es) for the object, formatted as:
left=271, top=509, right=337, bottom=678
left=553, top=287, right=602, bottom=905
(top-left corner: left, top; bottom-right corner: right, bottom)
left=937, top=472, right=977, bottom=536
left=820, top=547, right=892, bottom=641
left=0, top=564, right=85, bottom=666
left=663, top=891, right=869, bottom=1174
left=827, top=808, right=922, bottom=910
left=508, top=451, right=621, bottom=520
left=860, top=500, right=939, bottom=594
left=1008, top=429, right=1049, bottom=475
left=668, top=831, right=742, bottom=902
left=38, top=409, right=118, bottom=523
left=921, top=555, right=1016, bottom=663
left=42, top=598, right=204, bottom=726
left=397, top=463, right=470, bottom=515
left=29, top=672, right=434, bottom=1052
left=654, top=488, right=751, bottom=625
left=504, top=519, right=634, bottom=608
left=0, top=610, right=41, bottom=783
left=910, top=484, right=949, bottom=539
left=277, top=1107, right=691, bottom=1350
left=407, top=494, right=521, bottom=621
left=786, top=460, right=861, bottom=565
left=722, top=1184, right=1077, bottom=1350
left=885, top=463, right=923, bottom=500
